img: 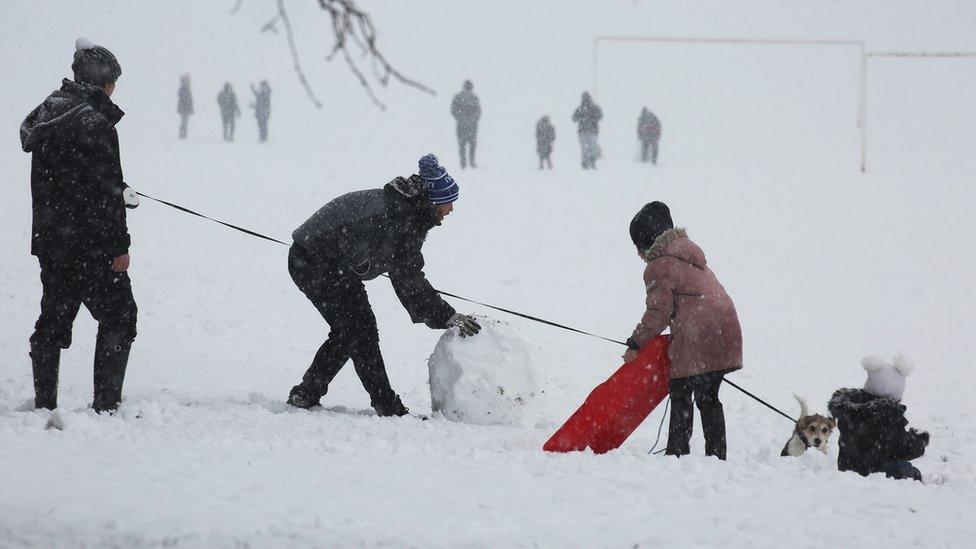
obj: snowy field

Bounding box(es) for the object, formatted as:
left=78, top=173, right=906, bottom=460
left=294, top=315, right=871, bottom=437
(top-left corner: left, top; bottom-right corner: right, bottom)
left=2, top=1, right=976, bottom=547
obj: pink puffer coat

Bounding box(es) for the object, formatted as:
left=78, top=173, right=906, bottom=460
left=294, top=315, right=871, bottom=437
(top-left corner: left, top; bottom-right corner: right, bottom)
left=630, top=228, right=742, bottom=379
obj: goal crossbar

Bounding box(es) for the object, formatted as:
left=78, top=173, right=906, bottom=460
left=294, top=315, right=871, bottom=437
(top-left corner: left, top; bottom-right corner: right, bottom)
left=593, top=36, right=976, bottom=172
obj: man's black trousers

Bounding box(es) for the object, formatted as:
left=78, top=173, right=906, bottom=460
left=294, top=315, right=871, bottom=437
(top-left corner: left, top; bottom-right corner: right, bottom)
left=288, top=245, right=401, bottom=412
left=666, top=370, right=727, bottom=460
left=31, top=255, right=137, bottom=410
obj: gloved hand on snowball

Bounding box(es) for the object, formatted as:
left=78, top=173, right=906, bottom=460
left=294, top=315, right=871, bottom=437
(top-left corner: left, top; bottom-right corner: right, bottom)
left=446, top=313, right=481, bottom=338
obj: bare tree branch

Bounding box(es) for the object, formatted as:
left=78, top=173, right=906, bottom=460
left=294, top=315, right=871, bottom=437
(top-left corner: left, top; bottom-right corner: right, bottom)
left=265, top=0, right=436, bottom=110
left=276, top=0, right=324, bottom=108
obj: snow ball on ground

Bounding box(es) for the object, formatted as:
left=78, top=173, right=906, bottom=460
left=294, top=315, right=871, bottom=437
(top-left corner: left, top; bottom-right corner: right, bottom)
left=428, top=318, right=542, bottom=426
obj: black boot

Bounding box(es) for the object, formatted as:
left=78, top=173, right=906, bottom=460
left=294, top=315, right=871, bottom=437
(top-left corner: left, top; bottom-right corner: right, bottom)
left=373, top=395, right=409, bottom=417
left=287, top=383, right=321, bottom=409
left=30, top=343, right=60, bottom=410
left=699, top=403, right=727, bottom=460
left=92, top=330, right=131, bottom=413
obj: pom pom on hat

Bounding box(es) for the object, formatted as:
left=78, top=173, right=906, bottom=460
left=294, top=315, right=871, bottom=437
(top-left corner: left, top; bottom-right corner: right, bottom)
left=862, top=355, right=912, bottom=401
left=72, top=37, right=121, bottom=87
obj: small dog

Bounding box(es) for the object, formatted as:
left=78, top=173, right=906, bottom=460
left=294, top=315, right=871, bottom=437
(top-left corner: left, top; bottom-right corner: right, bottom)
left=781, top=394, right=836, bottom=457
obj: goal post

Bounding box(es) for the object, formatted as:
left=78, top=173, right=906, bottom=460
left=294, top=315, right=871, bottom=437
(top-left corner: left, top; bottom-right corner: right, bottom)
left=593, top=36, right=976, bottom=173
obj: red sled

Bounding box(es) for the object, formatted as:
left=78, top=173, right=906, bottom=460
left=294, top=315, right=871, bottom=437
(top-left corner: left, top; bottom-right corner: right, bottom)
left=544, top=335, right=671, bottom=454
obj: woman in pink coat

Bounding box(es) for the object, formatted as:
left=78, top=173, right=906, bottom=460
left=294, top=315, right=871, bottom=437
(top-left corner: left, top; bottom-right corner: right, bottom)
left=624, top=202, right=742, bottom=460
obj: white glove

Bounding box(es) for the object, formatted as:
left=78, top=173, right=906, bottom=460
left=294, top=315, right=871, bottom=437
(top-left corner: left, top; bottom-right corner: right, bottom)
left=123, top=186, right=140, bottom=209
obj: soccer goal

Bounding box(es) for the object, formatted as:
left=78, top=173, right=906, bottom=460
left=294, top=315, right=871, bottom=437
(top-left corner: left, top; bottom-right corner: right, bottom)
left=593, top=36, right=976, bottom=172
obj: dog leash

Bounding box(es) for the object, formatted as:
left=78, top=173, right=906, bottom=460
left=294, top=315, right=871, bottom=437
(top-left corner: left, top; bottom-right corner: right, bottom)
left=137, top=190, right=798, bottom=424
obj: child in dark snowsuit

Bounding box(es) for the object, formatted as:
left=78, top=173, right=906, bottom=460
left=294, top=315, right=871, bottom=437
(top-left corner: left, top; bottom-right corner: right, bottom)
left=624, top=202, right=743, bottom=460
left=828, top=356, right=929, bottom=481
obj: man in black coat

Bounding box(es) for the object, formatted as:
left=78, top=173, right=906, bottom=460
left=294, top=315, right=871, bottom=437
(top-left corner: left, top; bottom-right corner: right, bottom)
left=637, top=107, right=661, bottom=165
left=828, top=357, right=929, bottom=481
left=450, top=81, right=481, bottom=169
left=20, top=38, right=139, bottom=413
left=572, top=92, right=602, bottom=169
left=250, top=80, right=271, bottom=142
left=287, top=154, right=481, bottom=416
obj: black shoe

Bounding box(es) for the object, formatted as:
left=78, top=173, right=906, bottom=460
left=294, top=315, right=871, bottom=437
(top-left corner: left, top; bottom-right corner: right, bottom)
left=30, top=343, right=60, bottom=410
left=287, top=384, right=320, bottom=409
left=93, top=330, right=131, bottom=413
left=373, top=396, right=409, bottom=417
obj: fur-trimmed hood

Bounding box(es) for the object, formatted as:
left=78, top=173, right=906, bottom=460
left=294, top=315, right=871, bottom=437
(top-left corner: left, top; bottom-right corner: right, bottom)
left=828, top=388, right=908, bottom=423
left=643, top=228, right=706, bottom=270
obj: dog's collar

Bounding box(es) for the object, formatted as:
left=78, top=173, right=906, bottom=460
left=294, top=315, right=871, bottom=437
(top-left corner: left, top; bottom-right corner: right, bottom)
left=796, top=429, right=812, bottom=449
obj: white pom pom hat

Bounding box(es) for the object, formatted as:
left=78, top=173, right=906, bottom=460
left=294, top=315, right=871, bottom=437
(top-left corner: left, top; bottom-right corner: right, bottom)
left=861, top=355, right=914, bottom=401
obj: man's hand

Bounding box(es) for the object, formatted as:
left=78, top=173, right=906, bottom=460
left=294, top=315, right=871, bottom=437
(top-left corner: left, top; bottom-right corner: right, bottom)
left=622, top=348, right=638, bottom=363
left=447, top=313, right=481, bottom=338
left=112, top=254, right=130, bottom=273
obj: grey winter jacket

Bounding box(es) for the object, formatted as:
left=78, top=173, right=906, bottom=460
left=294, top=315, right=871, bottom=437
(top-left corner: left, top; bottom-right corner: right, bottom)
left=292, top=176, right=456, bottom=328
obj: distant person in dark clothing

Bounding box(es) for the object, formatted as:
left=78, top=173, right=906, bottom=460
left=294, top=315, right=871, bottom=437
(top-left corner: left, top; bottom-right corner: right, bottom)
left=637, top=107, right=661, bottom=164
left=287, top=154, right=481, bottom=417
left=20, top=38, right=139, bottom=413
left=572, top=92, right=602, bottom=169
left=828, top=356, right=929, bottom=481
left=217, top=82, right=240, bottom=142
left=450, top=80, right=481, bottom=168
left=177, top=74, right=193, bottom=139
left=535, top=116, right=555, bottom=169
left=250, top=80, right=271, bottom=142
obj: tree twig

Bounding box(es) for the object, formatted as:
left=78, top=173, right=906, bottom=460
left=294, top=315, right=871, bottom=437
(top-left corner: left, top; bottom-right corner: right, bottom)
left=270, top=0, right=436, bottom=109
left=277, top=0, right=323, bottom=109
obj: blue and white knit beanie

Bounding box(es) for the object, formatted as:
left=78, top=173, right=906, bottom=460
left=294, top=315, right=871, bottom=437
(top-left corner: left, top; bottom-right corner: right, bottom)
left=418, top=154, right=459, bottom=205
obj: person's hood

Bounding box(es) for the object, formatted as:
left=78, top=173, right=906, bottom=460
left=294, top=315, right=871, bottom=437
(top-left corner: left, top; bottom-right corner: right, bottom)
left=828, top=387, right=907, bottom=421
left=645, top=228, right=706, bottom=270
left=21, top=78, right=123, bottom=152
left=384, top=175, right=440, bottom=230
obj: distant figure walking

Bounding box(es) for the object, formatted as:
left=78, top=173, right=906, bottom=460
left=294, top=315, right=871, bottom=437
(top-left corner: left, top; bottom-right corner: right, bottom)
left=451, top=80, right=481, bottom=168
left=177, top=74, right=193, bottom=139
left=535, top=116, right=555, bottom=169
left=250, top=80, right=271, bottom=142
left=217, top=82, right=240, bottom=142
left=572, top=92, right=602, bottom=169
left=637, top=107, right=662, bottom=164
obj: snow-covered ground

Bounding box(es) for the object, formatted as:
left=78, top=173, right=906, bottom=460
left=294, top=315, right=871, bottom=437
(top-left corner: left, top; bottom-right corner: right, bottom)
left=2, top=1, right=975, bottom=547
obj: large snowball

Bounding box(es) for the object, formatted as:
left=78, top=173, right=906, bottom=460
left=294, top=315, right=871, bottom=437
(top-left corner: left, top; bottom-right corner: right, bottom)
left=428, top=319, right=542, bottom=425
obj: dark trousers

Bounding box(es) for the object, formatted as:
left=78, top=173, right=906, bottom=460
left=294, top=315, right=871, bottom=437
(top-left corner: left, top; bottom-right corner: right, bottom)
left=257, top=117, right=268, bottom=142
left=537, top=146, right=553, bottom=169
left=883, top=460, right=923, bottom=481
left=640, top=138, right=659, bottom=164
left=222, top=116, right=235, bottom=141
left=31, top=256, right=137, bottom=409
left=288, top=246, right=400, bottom=412
left=666, top=371, right=727, bottom=459
left=457, top=132, right=477, bottom=168
left=179, top=114, right=189, bottom=139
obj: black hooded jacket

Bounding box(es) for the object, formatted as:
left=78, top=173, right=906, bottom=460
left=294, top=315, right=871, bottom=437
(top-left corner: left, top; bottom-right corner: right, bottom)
left=828, top=388, right=928, bottom=476
left=21, top=79, right=130, bottom=259
left=292, top=176, right=456, bottom=328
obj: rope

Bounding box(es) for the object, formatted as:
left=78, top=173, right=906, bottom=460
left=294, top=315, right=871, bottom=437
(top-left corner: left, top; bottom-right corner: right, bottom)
left=137, top=191, right=797, bottom=424
left=647, top=396, right=670, bottom=454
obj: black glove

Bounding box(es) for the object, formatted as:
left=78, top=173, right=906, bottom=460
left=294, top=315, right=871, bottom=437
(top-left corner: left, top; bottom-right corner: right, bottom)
left=910, top=428, right=930, bottom=446
left=447, top=313, right=481, bottom=338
